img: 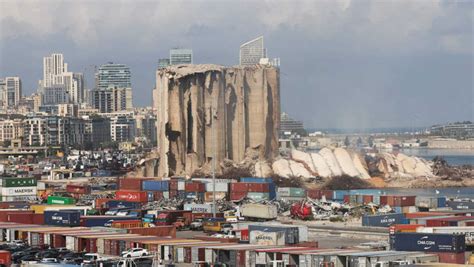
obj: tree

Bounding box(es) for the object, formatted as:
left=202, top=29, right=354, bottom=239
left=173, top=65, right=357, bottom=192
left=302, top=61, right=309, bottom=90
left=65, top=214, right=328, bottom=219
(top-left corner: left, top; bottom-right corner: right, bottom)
left=344, top=136, right=350, bottom=147
left=368, top=136, right=374, bottom=147
left=356, top=137, right=363, bottom=147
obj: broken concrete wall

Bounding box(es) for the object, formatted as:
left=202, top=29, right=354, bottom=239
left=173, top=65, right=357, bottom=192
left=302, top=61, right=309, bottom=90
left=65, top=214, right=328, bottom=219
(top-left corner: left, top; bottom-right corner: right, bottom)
left=154, top=64, right=280, bottom=177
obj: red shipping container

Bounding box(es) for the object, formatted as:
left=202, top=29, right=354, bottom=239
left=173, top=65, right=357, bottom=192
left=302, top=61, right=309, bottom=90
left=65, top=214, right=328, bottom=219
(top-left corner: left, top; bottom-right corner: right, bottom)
left=405, top=212, right=450, bottom=219
left=169, top=180, right=179, bottom=190
left=7, top=212, right=33, bottom=224
left=363, top=195, right=373, bottom=204
left=119, top=178, right=152, bottom=191
left=115, top=191, right=148, bottom=202
left=0, top=210, right=33, bottom=222
left=229, top=183, right=249, bottom=192
left=95, top=198, right=110, bottom=209
left=343, top=195, right=350, bottom=203
left=0, top=250, right=11, bottom=266
left=66, top=184, right=90, bottom=194
left=230, top=192, right=247, bottom=200
left=247, top=183, right=269, bottom=192
left=436, top=252, right=465, bottom=264
left=185, top=182, right=205, bottom=192
left=128, top=226, right=176, bottom=238
left=32, top=213, right=44, bottom=225
left=380, top=195, right=416, bottom=207
left=306, top=189, right=333, bottom=200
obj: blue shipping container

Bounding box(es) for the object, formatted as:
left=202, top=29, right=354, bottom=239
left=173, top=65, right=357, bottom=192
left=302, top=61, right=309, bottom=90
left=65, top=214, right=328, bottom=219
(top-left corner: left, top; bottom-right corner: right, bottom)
left=81, top=216, right=134, bottom=227
left=446, top=201, right=474, bottom=210
left=268, top=183, right=276, bottom=200
left=44, top=210, right=81, bottom=227
left=392, top=232, right=465, bottom=253
left=142, top=180, right=169, bottom=191
left=106, top=200, right=142, bottom=210
left=362, top=213, right=408, bottom=227
left=240, top=177, right=273, bottom=183
left=437, top=197, right=446, bottom=208
left=333, top=190, right=349, bottom=201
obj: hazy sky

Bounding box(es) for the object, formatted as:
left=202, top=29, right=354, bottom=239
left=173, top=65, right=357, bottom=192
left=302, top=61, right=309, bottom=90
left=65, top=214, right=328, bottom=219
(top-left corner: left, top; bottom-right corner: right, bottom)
left=0, top=0, right=472, bottom=129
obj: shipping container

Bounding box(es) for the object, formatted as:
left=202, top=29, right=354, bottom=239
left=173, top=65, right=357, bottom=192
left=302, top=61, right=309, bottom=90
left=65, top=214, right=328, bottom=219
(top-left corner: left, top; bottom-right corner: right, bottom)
left=80, top=216, right=136, bottom=227
left=362, top=213, right=408, bottom=227
left=183, top=203, right=215, bottom=213
left=115, top=191, right=148, bottom=202
left=205, top=182, right=229, bottom=192
left=128, top=226, right=176, bottom=238
left=248, top=225, right=299, bottom=244
left=416, top=197, right=446, bottom=209
left=185, top=182, right=205, bottom=192
left=435, top=252, right=466, bottom=264
left=277, top=187, right=305, bottom=198
left=0, top=250, right=11, bottom=266
left=246, top=192, right=270, bottom=201
left=391, top=232, right=466, bottom=253
left=446, top=201, right=474, bottom=210
left=417, top=226, right=474, bottom=245
left=47, top=196, right=76, bottom=205
left=249, top=230, right=285, bottom=246
left=240, top=204, right=278, bottom=220
left=380, top=195, right=416, bottom=207
left=66, top=184, right=91, bottom=194
left=1, top=186, right=37, bottom=196
left=106, top=200, right=142, bottom=210
left=142, top=180, right=169, bottom=191
left=229, top=192, right=247, bottom=201
left=332, top=190, right=349, bottom=200
left=111, top=220, right=142, bottom=229
left=204, top=192, right=227, bottom=202
left=44, top=210, right=81, bottom=226
left=0, top=177, right=37, bottom=187
left=240, top=177, right=273, bottom=183
left=7, top=212, right=33, bottom=224
left=119, top=178, right=152, bottom=191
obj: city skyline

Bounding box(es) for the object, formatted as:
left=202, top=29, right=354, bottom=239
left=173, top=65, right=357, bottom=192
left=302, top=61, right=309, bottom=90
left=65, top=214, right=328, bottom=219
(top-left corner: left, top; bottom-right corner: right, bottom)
left=0, top=1, right=472, bottom=129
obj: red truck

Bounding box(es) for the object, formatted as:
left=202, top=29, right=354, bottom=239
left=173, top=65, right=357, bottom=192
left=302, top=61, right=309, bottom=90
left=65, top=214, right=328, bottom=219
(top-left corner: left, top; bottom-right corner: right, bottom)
left=155, top=210, right=192, bottom=226
left=290, top=201, right=313, bottom=220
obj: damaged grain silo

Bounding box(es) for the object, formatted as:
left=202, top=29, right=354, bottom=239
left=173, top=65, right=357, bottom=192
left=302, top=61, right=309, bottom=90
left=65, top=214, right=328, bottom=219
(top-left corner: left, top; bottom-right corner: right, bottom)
left=153, top=64, right=280, bottom=177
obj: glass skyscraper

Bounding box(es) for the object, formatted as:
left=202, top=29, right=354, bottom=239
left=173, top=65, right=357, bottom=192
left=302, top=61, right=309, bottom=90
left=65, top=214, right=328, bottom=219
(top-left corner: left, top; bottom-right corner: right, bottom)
left=169, top=49, right=193, bottom=65
left=240, top=36, right=266, bottom=66
left=96, top=63, right=131, bottom=90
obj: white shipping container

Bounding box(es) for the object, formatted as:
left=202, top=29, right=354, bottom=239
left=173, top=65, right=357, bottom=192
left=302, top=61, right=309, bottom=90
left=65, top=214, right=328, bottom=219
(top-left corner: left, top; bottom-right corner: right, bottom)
left=191, top=247, right=199, bottom=262
left=193, top=178, right=232, bottom=183
left=277, top=187, right=291, bottom=197
left=176, top=247, right=184, bottom=262
left=249, top=230, right=285, bottom=246
left=255, top=252, right=266, bottom=265
left=1, top=186, right=37, bottom=196
left=240, top=204, right=278, bottom=220
left=205, top=182, right=228, bottom=192
left=97, top=238, right=105, bottom=254
left=37, top=181, right=46, bottom=190
left=183, top=203, right=214, bottom=213
left=66, top=236, right=75, bottom=251
left=205, top=248, right=213, bottom=263
left=417, top=226, right=474, bottom=245
left=177, top=181, right=185, bottom=191
left=163, top=191, right=169, bottom=199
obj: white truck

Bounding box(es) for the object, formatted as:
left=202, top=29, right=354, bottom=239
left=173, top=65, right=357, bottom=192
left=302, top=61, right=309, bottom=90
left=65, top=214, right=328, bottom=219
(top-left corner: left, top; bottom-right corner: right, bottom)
left=240, top=203, right=278, bottom=221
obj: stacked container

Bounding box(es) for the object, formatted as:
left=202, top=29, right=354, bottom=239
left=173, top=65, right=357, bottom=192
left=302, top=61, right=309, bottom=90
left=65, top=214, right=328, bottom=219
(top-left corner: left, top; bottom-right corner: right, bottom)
left=185, top=181, right=205, bottom=200
left=0, top=177, right=37, bottom=202
left=277, top=187, right=305, bottom=201
left=229, top=182, right=270, bottom=201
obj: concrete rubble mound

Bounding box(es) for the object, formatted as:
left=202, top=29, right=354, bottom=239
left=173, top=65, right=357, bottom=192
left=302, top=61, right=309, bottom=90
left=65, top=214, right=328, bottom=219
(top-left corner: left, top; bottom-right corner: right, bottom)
left=154, top=64, right=280, bottom=177
left=273, top=147, right=433, bottom=180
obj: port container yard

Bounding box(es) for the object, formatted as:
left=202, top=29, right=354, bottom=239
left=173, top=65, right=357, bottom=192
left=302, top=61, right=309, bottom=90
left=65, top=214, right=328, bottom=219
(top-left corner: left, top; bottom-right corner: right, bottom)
left=0, top=176, right=471, bottom=266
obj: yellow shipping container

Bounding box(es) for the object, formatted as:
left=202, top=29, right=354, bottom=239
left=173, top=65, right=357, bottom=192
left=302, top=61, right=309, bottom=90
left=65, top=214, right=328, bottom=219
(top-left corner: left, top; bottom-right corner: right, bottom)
left=30, top=204, right=78, bottom=214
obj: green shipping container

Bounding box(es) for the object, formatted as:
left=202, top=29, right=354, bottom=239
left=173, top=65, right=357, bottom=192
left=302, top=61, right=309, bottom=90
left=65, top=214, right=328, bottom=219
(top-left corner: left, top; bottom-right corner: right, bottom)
left=289, top=188, right=305, bottom=197
left=47, top=196, right=76, bottom=205
left=0, top=177, right=37, bottom=187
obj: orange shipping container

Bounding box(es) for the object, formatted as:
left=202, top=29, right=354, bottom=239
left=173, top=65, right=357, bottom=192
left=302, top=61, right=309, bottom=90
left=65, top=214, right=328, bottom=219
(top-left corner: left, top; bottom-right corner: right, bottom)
left=111, top=220, right=143, bottom=229
left=128, top=226, right=176, bottom=238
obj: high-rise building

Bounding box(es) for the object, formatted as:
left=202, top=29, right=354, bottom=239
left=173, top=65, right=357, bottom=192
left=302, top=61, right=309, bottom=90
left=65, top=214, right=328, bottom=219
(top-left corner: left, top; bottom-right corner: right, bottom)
left=43, top=53, right=68, bottom=87
left=170, top=49, right=193, bottom=65
left=158, top=58, right=170, bottom=69
left=96, top=63, right=131, bottom=90
left=91, top=86, right=132, bottom=113
left=110, top=115, right=136, bottom=142
left=3, top=77, right=22, bottom=107
left=239, top=36, right=266, bottom=66
left=63, top=72, right=84, bottom=104
left=40, top=85, right=69, bottom=105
